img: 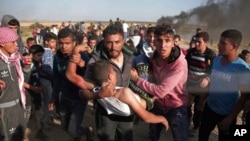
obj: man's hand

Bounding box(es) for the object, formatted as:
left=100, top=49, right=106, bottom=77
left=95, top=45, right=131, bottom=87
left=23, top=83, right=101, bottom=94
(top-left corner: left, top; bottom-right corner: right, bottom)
left=200, top=77, right=210, bottom=88
left=73, top=44, right=89, bottom=54
left=130, top=68, right=140, bottom=83
left=98, top=82, right=116, bottom=98
left=218, top=116, right=233, bottom=132
left=70, top=53, right=85, bottom=67
left=48, top=101, right=55, bottom=111
left=0, top=80, right=6, bottom=90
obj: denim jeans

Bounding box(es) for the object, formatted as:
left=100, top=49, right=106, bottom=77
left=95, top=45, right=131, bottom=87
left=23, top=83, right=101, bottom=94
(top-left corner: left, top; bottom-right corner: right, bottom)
left=149, top=106, right=188, bottom=141
left=59, top=95, right=88, bottom=138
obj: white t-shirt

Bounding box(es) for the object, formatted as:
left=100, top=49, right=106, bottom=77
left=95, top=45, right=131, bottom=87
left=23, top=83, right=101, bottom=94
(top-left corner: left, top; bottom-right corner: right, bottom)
left=96, top=87, right=140, bottom=116
left=123, top=23, right=129, bottom=32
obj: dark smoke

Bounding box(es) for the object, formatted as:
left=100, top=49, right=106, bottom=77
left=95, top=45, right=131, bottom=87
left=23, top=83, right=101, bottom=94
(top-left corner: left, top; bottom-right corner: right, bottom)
left=191, top=0, right=250, bottom=42
left=157, top=0, right=250, bottom=46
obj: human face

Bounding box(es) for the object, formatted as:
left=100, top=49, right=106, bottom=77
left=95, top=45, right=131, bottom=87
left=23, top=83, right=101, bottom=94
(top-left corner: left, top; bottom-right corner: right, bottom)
left=7, top=24, right=18, bottom=33
left=58, top=36, right=76, bottom=55
left=22, top=54, right=32, bottom=65
left=32, top=52, right=43, bottom=63
left=245, top=53, right=250, bottom=63
left=0, top=41, right=18, bottom=56
left=217, top=37, right=235, bottom=56
left=45, top=39, right=57, bottom=50
left=155, top=34, right=174, bottom=60
left=104, top=34, right=124, bottom=58
left=88, top=39, right=97, bottom=49
left=146, top=32, right=156, bottom=49
left=87, top=39, right=97, bottom=54
left=81, top=36, right=88, bottom=45
left=27, top=40, right=35, bottom=48
left=195, top=37, right=207, bottom=53
left=174, top=38, right=180, bottom=46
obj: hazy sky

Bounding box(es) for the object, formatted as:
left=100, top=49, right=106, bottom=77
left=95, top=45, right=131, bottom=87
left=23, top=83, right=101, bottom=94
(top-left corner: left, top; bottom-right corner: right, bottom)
left=0, top=0, right=206, bottom=22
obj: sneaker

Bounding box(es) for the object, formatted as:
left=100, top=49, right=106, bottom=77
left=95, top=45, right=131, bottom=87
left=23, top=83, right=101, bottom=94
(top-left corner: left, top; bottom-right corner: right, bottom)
left=86, top=126, right=94, bottom=141
left=189, top=127, right=199, bottom=137
left=52, top=117, right=61, bottom=125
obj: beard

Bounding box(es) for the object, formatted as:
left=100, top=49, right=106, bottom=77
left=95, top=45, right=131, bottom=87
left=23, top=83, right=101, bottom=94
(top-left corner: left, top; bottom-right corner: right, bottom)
left=107, top=49, right=121, bottom=58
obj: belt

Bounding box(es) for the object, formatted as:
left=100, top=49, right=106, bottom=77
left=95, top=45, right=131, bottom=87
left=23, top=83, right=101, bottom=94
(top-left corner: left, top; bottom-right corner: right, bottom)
left=0, top=99, right=20, bottom=108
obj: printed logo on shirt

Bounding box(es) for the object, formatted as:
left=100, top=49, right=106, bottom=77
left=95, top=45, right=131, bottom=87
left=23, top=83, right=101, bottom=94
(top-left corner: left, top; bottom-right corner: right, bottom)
left=0, top=70, right=9, bottom=78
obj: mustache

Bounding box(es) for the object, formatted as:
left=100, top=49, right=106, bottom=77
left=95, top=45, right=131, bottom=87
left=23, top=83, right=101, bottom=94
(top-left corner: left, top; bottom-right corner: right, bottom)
left=109, top=49, right=119, bottom=52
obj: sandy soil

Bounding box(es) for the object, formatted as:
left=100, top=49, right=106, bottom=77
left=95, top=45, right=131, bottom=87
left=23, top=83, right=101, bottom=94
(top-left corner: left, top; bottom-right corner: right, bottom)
left=26, top=101, right=220, bottom=141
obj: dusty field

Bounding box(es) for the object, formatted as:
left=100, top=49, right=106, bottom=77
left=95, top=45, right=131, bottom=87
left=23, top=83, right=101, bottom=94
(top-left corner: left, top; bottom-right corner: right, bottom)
left=27, top=101, right=220, bottom=141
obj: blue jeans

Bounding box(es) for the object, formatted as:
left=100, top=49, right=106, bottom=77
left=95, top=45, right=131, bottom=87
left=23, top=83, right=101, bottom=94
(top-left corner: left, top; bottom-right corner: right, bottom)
left=59, top=95, right=88, bottom=138
left=149, top=106, right=188, bottom=141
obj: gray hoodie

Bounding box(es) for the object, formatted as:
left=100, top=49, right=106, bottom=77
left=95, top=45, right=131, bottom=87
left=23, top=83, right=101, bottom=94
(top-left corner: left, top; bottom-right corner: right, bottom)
left=1, top=15, right=24, bottom=52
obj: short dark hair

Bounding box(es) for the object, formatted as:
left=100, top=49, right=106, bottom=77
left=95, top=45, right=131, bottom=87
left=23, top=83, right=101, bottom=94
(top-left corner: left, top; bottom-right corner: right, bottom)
left=154, top=24, right=174, bottom=38
left=26, top=37, right=35, bottom=43
left=196, top=28, right=202, bottom=32
left=8, top=19, right=20, bottom=27
left=195, top=31, right=209, bottom=42
left=58, top=28, right=76, bottom=41
left=174, top=34, right=181, bottom=40
left=221, top=29, right=242, bottom=47
left=87, top=60, right=111, bottom=86
left=44, top=32, right=57, bottom=42
left=239, top=49, right=250, bottom=60
left=146, top=26, right=156, bottom=35
left=103, top=24, right=124, bottom=38
left=88, top=35, right=98, bottom=42
left=29, top=44, right=45, bottom=54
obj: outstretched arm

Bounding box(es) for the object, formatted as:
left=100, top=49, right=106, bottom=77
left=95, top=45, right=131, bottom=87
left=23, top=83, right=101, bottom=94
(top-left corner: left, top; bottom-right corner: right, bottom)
left=114, top=88, right=169, bottom=130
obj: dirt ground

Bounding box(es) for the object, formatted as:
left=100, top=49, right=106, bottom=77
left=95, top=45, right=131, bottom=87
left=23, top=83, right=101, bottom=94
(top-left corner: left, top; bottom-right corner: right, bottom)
left=26, top=101, right=220, bottom=141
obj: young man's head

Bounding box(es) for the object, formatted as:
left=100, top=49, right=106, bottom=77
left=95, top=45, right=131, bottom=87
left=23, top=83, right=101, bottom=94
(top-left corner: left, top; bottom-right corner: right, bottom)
left=57, top=28, right=76, bottom=55
left=239, top=49, right=250, bottom=62
left=29, top=44, right=45, bottom=63
left=195, top=31, right=209, bottom=53
left=88, top=35, right=98, bottom=53
left=145, top=27, right=156, bottom=49
left=103, top=24, right=124, bottom=58
left=174, top=34, right=181, bottom=46
left=218, top=29, right=242, bottom=56
left=22, top=52, right=32, bottom=65
left=6, top=19, right=20, bottom=33
left=43, top=32, right=57, bottom=50
left=154, top=24, right=175, bottom=60
left=26, top=37, right=35, bottom=48
left=87, top=60, right=116, bottom=86
left=196, top=28, right=202, bottom=34
left=0, top=27, right=18, bottom=56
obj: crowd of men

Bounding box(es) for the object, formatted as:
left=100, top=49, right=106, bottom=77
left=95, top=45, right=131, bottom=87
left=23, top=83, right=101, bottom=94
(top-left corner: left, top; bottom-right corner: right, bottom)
left=0, top=14, right=250, bottom=141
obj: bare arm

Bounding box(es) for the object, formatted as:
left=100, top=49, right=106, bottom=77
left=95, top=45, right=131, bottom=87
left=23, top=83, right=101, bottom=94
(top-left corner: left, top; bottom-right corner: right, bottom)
left=115, top=88, right=169, bottom=130
left=65, top=45, right=94, bottom=90
left=219, top=93, right=248, bottom=130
